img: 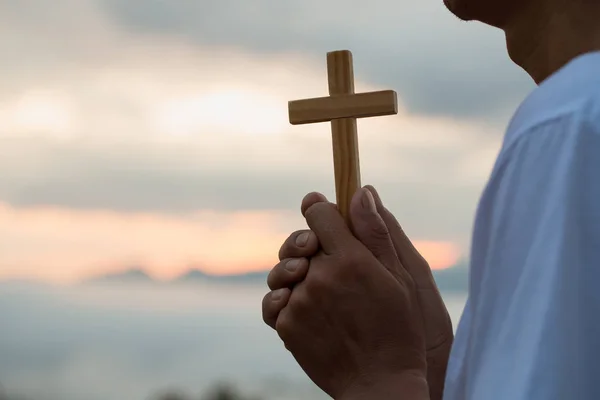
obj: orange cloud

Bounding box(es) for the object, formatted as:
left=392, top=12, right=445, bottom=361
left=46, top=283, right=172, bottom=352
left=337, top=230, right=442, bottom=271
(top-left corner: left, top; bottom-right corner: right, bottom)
left=0, top=203, right=461, bottom=283
left=0, top=203, right=292, bottom=283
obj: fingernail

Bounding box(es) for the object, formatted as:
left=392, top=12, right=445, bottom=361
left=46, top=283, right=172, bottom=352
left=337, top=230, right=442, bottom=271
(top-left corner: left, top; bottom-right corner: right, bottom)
left=361, top=189, right=377, bottom=212
left=271, top=288, right=286, bottom=301
left=285, top=259, right=301, bottom=272
left=295, top=232, right=309, bottom=247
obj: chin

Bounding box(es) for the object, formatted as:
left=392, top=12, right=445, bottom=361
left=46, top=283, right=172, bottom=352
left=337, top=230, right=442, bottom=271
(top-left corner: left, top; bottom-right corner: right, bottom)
left=443, top=0, right=476, bottom=21
left=444, top=0, right=514, bottom=28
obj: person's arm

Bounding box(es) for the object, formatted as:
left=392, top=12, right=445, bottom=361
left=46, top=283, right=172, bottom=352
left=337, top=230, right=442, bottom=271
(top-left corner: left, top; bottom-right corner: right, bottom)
left=341, top=371, right=430, bottom=400
left=466, top=110, right=600, bottom=399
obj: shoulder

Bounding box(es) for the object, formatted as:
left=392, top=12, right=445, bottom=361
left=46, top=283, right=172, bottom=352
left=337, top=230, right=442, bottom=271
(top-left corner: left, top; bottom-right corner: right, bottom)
left=502, top=51, right=600, bottom=154
left=482, top=51, right=600, bottom=201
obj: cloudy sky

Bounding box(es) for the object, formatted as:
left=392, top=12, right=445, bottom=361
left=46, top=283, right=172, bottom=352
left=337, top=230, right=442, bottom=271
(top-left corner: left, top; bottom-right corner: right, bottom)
left=0, top=0, right=535, bottom=283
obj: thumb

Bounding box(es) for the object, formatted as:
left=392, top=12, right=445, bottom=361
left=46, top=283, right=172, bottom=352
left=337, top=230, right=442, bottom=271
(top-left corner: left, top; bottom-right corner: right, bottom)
left=350, top=188, right=403, bottom=276
left=364, top=185, right=437, bottom=289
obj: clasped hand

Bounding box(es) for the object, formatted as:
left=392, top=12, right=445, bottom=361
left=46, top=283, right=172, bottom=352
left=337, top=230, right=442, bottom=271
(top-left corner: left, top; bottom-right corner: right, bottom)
left=261, top=186, right=453, bottom=400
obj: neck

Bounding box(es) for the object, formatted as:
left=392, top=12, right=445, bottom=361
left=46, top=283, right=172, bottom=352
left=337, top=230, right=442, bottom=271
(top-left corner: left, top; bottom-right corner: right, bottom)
left=503, top=0, right=600, bottom=84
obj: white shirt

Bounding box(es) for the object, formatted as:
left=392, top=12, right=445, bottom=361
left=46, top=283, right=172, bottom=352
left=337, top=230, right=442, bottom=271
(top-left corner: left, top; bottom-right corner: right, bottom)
left=444, top=51, right=600, bottom=400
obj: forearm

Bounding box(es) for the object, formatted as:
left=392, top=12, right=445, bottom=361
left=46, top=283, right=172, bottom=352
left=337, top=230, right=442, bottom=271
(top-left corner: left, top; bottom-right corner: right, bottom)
left=340, top=371, right=430, bottom=400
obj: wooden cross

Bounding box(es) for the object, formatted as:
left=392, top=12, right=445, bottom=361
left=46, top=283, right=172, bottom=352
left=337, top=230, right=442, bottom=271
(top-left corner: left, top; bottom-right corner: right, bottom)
left=288, top=50, right=398, bottom=225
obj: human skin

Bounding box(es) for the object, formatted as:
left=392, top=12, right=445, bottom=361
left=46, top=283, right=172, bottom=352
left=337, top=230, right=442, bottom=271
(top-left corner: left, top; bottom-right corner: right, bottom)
left=444, top=0, right=600, bottom=84
left=262, top=0, right=600, bottom=396
left=262, top=187, right=449, bottom=399
left=263, top=187, right=452, bottom=400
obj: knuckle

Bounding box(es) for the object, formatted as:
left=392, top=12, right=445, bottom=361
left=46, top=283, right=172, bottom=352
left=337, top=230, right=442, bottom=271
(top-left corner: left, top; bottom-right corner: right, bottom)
left=266, top=267, right=279, bottom=290
left=262, top=288, right=290, bottom=324
left=304, top=201, right=332, bottom=221
left=275, top=308, right=294, bottom=340
left=305, top=268, right=335, bottom=295
left=285, top=257, right=309, bottom=278
left=370, top=220, right=391, bottom=240
left=261, top=292, right=270, bottom=312
left=278, top=230, right=318, bottom=260
left=287, top=284, right=313, bottom=314
left=261, top=293, right=275, bottom=322
left=267, top=258, right=308, bottom=290
left=266, top=260, right=286, bottom=289
left=266, top=261, right=285, bottom=290
left=334, top=251, right=375, bottom=282
left=304, top=275, right=326, bottom=296
left=339, top=249, right=369, bottom=270
left=278, top=232, right=297, bottom=260
left=301, top=192, right=328, bottom=215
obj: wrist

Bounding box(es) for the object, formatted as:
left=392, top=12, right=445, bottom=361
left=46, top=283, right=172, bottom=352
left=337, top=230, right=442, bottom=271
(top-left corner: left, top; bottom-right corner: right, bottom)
left=340, top=370, right=430, bottom=400
left=427, top=339, right=453, bottom=400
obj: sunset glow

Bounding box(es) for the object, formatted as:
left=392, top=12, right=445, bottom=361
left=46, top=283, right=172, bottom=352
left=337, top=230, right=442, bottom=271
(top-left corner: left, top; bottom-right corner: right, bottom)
left=413, top=241, right=461, bottom=270
left=155, top=87, right=289, bottom=137
left=0, top=9, right=505, bottom=287
left=0, top=203, right=461, bottom=283
left=1, top=89, right=74, bottom=136
left=0, top=3, right=530, bottom=400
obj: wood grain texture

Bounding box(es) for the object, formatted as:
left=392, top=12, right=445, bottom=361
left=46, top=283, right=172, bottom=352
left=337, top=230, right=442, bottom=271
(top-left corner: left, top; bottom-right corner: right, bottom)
left=327, top=50, right=359, bottom=224
left=288, top=90, right=398, bottom=125
left=286, top=49, right=398, bottom=226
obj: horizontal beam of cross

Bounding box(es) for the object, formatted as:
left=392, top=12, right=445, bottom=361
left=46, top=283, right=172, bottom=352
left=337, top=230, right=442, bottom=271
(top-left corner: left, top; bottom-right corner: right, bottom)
left=288, top=90, right=398, bottom=125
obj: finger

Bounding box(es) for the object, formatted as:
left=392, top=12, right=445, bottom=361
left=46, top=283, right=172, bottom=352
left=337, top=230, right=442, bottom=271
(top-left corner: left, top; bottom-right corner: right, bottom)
left=349, top=188, right=403, bottom=276
left=278, top=230, right=319, bottom=261
left=262, top=288, right=292, bottom=329
left=300, top=192, right=329, bottom=216
left=365, top=186, right=451, bottom=353
left=267, top=258, right=310, bottom=290
left=303, top=200, right=358, bottom=255
left=364, top=185, right=437, bottom=287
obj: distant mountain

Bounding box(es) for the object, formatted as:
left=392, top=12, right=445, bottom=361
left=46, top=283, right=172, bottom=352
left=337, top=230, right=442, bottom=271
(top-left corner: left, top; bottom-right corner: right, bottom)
left=173, top=269, right=268, bottom=285
left=80, top=264, right=468, bottom=291
left=432, top=263, right=469, bottom=293
left=83, top=268, right=155, bottom=285
left=174, top=269, right=209, bottom=282
left=83, top=267, right=269, bottom=286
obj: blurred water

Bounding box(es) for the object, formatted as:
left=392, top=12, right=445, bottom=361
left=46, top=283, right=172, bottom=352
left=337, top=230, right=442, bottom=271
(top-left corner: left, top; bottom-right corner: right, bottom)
left=0, top=282, right=467, bottom=400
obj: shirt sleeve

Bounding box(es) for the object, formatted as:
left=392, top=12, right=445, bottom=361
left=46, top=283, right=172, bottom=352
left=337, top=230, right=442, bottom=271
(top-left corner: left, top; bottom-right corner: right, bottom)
left=469, top=112, right=600, bottom=400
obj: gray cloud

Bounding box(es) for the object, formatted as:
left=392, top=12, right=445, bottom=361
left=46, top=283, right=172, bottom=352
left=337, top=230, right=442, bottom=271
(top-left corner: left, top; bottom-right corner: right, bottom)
left=0, top=0, right=507, bottom=247
left=0, top=138, right=482, bottom=243
left=98, top=0, right=534, bottom=122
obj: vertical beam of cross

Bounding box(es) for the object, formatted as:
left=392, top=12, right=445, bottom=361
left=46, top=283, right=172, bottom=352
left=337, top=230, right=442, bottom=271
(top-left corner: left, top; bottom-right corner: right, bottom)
left=288, top=50, right=398, bottom=225
left=328, top=51, right=360, bottom=225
